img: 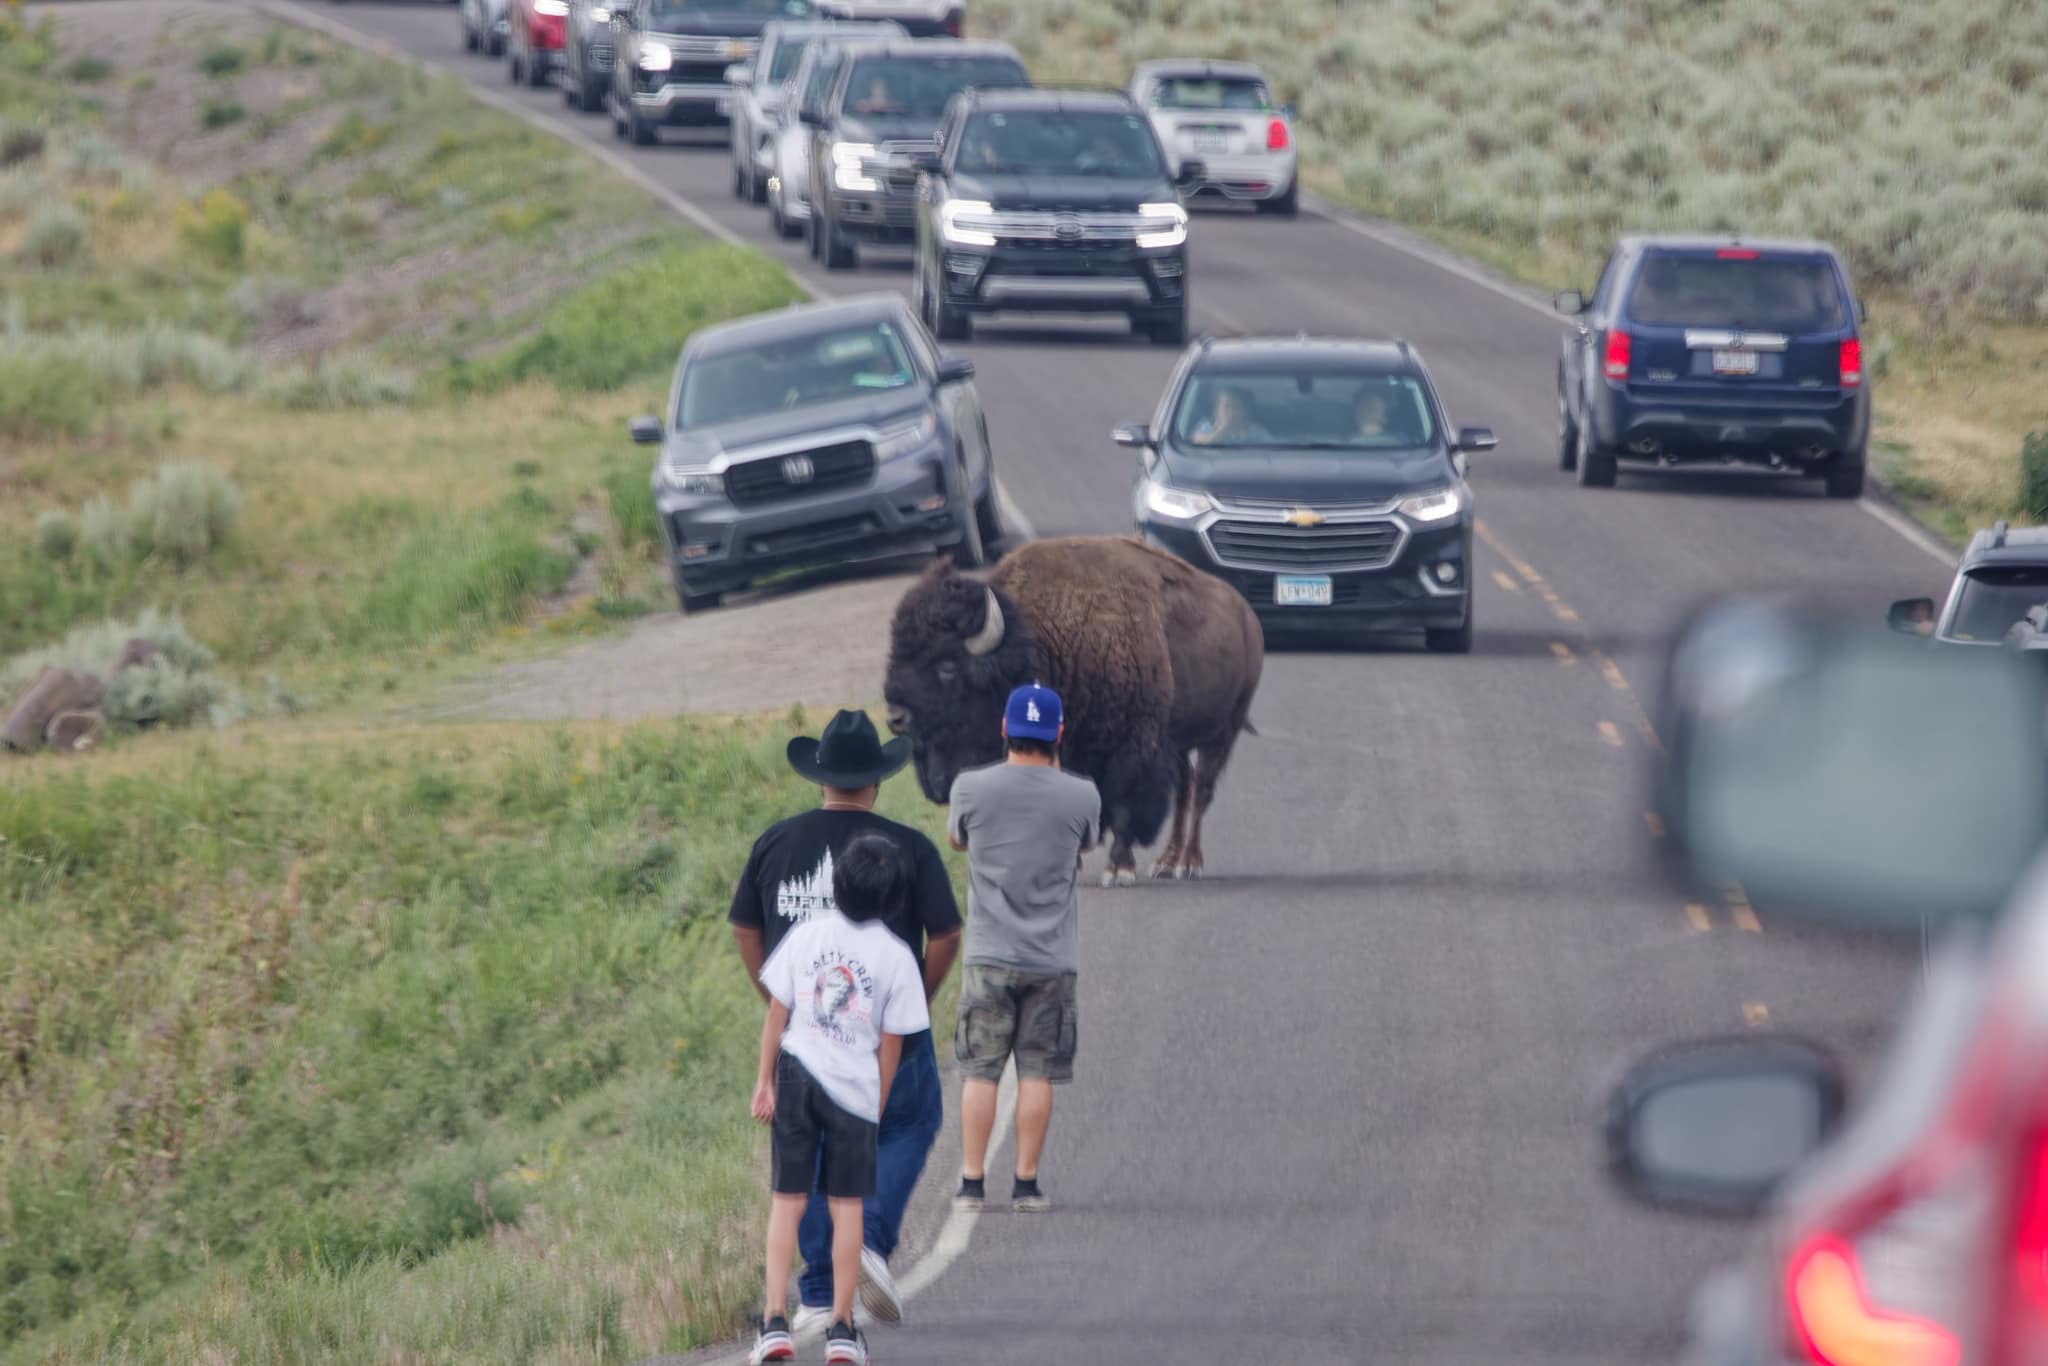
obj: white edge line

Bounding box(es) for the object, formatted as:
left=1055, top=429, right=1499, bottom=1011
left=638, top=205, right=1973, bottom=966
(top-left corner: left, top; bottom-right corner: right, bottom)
left=1302, top=191, right=1959, bottom=568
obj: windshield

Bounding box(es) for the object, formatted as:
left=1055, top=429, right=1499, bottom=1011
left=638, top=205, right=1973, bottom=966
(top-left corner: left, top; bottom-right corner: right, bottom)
left=645, top=0, right=809, bottom=23
left=679, top=321, right=918, bottom=428
left=767, top=34, right=809, bottom=81
left=1947, top=567, right=2048, bottom=643
left=955, top=109, right=1163, bottom=178
left=1147, top=75, right=1273, bottom=111
left=840, top=55, right=1028, bottom=119
left=1171, top=370, right=1437, bottom=451
left=1627, top=253, right=1849, bottom=332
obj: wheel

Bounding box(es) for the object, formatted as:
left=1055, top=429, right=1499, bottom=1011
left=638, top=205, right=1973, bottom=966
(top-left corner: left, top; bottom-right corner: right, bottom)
left=563, top=68, right=582, bottom=106
left=924, top=263, right=969, bottom=340
left=769, top=190, right=798, bottom=239
left=462, top=16, right=479, bottom=51
left=524, top=45, right=549, bottom=87
left=628, top=106, right=657, bottom=146
left=950, top=458, right=988, bottom=568
left=747, top=157, right=768, bottom=204
left=1825, top=449, right=1866, bottom=499
left=820, top=210, right=856, bottom=270
left=1144, top=302, right=1188, bottom=347
left=806, top=204, right=823, bottom=259
left=673, top=569, right=723, bottom=614
left=485, top=30, right=505, bottom=56
left=1255, top=179, right=1298, bottom=216
left=507, top=45, right=521, bottom=82
left=1575, top=422, right=1616, bottom=488
left=974, top=482, right=1004, bottom=550
left=1425, top=613, right=1473, bottom=654
left=1557, top=387, right=1579, bottom=471
left=731, top=162, right=746, bottom=199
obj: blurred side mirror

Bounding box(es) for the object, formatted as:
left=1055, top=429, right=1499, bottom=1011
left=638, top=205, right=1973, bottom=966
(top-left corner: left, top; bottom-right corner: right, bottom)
left=1605, top=1036, right=1846, bottom=1217
left=726, top=62, right=753, bottom=87
left=1113, top=423, right=1152, bottom=448
left=1176, top=158, right=1204, bottom=188
left=910, top=150, right=942, bottom=173
left=1455, top=426, right=1497, bottom=453
left=1655, top=595, right=2048, bottom=933
left=1553, top=288, right=1586, bottom=316
left=935, top=355, right=974, bottom=385
left=1887, top=597, right=1935, bottom=635
left=629, top=416, right=663, bottom=444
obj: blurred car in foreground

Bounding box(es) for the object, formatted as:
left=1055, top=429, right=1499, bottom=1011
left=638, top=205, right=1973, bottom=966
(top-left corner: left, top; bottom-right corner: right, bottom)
left=1555, top=235, right=1870, bottom=496
left=459, top=0, right=509, bottom=56
left=1119, top=335, right=1494, bottom=652
left=910, top=86, right=1195, bottom=344
left=1128, top=58, right=1297, bottom=215
left=1889, top=520, right=2048, bottom=647
left=635, top=294, right=1001, bottom=611
left=812, top=0, right=961, bottom=36
left=561, top=0, right=618, bottom=111
left=611, top=0, right=813, bottom=146
left=803, top=37, right=1030, bottom=269
left=506, top=0, right=567, bottom=87
left=1605, top=595, right=2048, bottom=1366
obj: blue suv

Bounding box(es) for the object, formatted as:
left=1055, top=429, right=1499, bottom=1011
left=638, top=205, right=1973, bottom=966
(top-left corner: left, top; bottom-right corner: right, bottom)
left=1554, top=235, right=1870, bottom=497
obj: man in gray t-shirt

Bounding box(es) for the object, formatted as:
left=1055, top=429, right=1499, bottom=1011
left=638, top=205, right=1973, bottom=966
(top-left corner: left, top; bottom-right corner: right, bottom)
left=945, top=682, right=1100, bottom=1215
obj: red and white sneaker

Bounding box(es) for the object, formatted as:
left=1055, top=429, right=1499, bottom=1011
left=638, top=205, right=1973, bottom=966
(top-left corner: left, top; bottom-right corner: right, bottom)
left=748, top=1315, right=794, bottom=1364
left=824, top=1320, right=869, bottom=1364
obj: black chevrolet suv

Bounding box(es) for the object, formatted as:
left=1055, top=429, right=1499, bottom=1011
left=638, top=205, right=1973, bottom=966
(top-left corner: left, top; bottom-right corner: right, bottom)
left=910, top=86, right=1197, bottom=345
left=802, top=37, right=1029, bottom=270
left=1554, top=234, right=1870, bottom=496
left=1120, top=336, right=1496, bottom=651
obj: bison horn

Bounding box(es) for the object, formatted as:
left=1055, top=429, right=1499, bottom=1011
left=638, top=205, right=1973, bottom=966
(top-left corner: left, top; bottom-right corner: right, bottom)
left=963, top=587, right=1005, bottom=657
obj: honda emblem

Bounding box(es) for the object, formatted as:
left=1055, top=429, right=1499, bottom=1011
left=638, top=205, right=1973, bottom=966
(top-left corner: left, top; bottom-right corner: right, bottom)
left=781, top=454, right=816, bottom=485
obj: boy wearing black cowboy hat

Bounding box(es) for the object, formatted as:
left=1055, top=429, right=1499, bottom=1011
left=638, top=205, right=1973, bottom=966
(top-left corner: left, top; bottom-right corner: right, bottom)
left=730, top=709, right=963, bottom=1337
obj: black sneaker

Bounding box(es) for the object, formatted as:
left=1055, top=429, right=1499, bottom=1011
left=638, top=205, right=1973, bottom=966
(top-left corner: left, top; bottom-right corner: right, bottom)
left=1012, top=1177, right=1051, bottom=1213
left=824, top=1320, right=869, bottom=1365
left=748, top=1314, right=794, bottom=1364
left=953, top=1175, right=985, bottom=1211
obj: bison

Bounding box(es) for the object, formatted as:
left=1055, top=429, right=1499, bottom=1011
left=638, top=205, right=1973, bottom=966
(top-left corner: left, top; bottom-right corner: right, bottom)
left=884, top=535, right=1263, bottom=884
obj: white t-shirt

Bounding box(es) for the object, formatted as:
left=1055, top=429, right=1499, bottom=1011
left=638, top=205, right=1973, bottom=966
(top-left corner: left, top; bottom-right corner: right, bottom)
left=760, top=909, right=930, bottom=1123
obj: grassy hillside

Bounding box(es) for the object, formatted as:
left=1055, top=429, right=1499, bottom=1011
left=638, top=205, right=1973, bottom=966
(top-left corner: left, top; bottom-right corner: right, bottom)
left=972, top=0, right=2048, bottom=540
left=1, top=713, right=958, bottom=1362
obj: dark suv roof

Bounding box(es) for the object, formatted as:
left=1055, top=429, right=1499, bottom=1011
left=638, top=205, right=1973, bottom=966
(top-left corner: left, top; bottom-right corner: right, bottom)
left=1961, top=522, right=2048, bottom=570
left=957, top=86, right=1136, bottom=114
left=1190, top=336, right=1422, bottom=376
left=1619, top=232, right=1842, bottom=257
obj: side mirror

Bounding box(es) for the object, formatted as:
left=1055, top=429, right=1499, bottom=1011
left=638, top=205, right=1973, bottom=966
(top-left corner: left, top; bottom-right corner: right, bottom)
left=934, top=355, right=974, bottom=385
left=1175, top=158, right=1204, bottom=188
left=1654, top=595, right=2048, bottom=934
left=1887, top=597, right=1936, bottom=635
left=726, top=62, right=753, bottom=87
left=910, top=150, right=942, bottom=173
left=798, top=107, right=824, bottom=126
left=1605, top=1036, right=1846, bottom=1218
left=1113, top=423, right=1153, bottom=448
left=629, top=416, right=663, bottom=444
left=1553, top=288, right=1586, bottom=316
left=1455, top=426, right=1497, bottom=453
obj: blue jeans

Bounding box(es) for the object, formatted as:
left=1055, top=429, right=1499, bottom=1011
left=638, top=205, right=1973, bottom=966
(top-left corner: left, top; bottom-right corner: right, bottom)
left=797, top=1030, right=943, bottom=1309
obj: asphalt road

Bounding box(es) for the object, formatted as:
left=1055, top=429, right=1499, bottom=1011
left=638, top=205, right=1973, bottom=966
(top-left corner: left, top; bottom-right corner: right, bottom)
left=271, top=6, right=1947, bottom=1358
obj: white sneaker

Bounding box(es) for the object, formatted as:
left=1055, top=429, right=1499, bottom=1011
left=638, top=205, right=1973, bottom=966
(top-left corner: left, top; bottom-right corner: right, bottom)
left=857, top=1245, right=903, bottom=1324
left=790, top=1304, right=831, bottom=1337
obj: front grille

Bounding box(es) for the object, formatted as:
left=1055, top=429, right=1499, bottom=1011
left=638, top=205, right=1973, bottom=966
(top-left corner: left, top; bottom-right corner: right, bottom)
left=672, top=60, right=729, bottom=84
left=970, top=210, right=1165, bottom=244
left=878, top=138, right=938, bottom=159
left=747, top=514, right=880, bottom=557
left=724, top=440, right=875, bottom=507
left=1204, top=518, right=1404, bottom=571
left=663, top=34, right=757, bottom=61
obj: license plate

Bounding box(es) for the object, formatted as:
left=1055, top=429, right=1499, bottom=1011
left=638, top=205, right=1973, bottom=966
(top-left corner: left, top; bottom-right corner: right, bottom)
left=1712, top=348, right=1759, bottom=375
left=1192, top=134, right=1228, bottom=153
left=1275, top=574, right=1333, bottom=607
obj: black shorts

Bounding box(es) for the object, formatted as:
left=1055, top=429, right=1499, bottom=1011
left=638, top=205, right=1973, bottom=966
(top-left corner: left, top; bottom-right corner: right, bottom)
left=770, top=1051, right=878, bottom=1199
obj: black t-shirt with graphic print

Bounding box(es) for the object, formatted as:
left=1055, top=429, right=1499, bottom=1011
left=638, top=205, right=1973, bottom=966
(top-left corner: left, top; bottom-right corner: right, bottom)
left=729, top=809, right=961, bottom=985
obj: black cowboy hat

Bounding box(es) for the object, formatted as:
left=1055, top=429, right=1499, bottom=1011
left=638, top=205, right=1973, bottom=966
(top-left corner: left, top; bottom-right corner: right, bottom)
left=787, top=709, right=913, bottom=789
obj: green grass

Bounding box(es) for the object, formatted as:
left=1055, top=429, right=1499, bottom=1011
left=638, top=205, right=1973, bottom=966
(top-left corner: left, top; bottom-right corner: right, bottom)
left=0, top=715, right=961, bottom=1362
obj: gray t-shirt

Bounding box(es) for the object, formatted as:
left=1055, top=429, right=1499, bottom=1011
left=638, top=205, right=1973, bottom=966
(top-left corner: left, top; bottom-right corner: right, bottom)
left=947, top=761, right=1102, bottom=974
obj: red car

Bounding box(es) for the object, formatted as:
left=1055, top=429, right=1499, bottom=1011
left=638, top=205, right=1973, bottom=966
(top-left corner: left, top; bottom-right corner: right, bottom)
left=507, top=0, right=568, bottom=87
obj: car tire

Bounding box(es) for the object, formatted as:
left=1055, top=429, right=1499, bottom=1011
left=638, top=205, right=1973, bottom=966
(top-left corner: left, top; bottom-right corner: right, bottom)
left=1145, top=302, right=1188, bottom=347
left=1825, top=450, right=1866, bottom=500
left=821, top=211, right=856, bottom=270
left=975, top=481, right=1004, bottom=552
left=525, top=47, right=550, bottom=87
left=747, top=160, right=768, bottom=205
left=950, top=457, right=988, bottom=568
left=486, top=31, right=506, bottom=56
left=806, top=206, right=823, bottom=259
left=1557, top=387, right=1579, bottom=471
left=731, top=162, right=746, bottom=198
left=925, top=265, right=970, bottom=341
left=628, top=106, right=657, bottom=146
left=507, top=42, right=522, bottom=82
left=673, top=569, right=723, bottom=614
left=463, top=17, right=479, bottom=51
left=1424, top=613, right=1473, bottom=654
left=1575, top=423, right=1617, bottom=488
left=1256, top=179, right=1299, bottom=216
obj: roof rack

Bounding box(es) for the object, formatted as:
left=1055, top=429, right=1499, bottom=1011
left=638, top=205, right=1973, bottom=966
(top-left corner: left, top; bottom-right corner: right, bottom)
left=1395, top=337, right=1413, bottom=355
left=1995, top=520, right=2011, bottom=548
left=1197, top=333, right=1214, bottom=351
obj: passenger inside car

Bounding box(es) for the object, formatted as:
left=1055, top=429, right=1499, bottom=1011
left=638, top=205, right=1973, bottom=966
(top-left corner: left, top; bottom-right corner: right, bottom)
left=1187, top=386, right=1264, bottom=445
left=852, top=76, right=899, bottom=114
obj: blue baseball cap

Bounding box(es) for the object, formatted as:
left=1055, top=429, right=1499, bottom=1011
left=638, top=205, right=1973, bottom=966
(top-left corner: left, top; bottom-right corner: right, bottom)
left=1004, top=681, right=1062, bottom=742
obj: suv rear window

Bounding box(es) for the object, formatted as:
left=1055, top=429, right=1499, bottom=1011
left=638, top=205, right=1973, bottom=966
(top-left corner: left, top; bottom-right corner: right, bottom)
left=1626, top=253, right=1849, bottom=333
left=1148, top=76, right=1272, bottom=111
left=1949, top=567, right=2048, bottom=643
left=841, top=55, right=1027, bottom=119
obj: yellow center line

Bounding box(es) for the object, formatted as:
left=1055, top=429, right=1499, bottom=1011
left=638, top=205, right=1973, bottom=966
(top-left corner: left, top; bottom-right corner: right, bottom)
left=1726, top=888, right=1763, bottom=933
left=1491, top=569, right=1521, bottom=594
left=1598, top=660, right=1630, bottom=692
left=1550, top=641, right=1577, bottom=666
left=1644, top=812, right=1665, bottom=839
left=1597, top=721, right=1624, bottom=747
left=1743, top=1002, right=1771, bottom=1028
left=1684, top=903, right=1712, bottom=933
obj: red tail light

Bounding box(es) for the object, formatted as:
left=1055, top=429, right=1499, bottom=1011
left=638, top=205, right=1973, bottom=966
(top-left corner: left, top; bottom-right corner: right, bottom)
left=1839, top=338, right=1863, bottom=388
left=943, top=11, right=962, bottom=33
left=1266, top=118, right=1289, bottom=151
left=1602, top=328, right=1631, bottom=380
left=1717, top=247, right=1761, bottom=259
left=1788, top=1236, right=1961, bottom=1366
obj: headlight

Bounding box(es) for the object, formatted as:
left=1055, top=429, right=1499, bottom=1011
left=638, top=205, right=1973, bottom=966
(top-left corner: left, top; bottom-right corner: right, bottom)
left=637, top=39, right=672, bottom=71
left=1140, top=480, right=1215, bottom=522
left=831, top=142, right=878, bottom=193
left=874, top=413, right=938, bottom=461
left=534, top=0, right=568, bottom=14
left=1397, top=486, right=1464, bottom=523
left=1135, top=200, right=1188, bottom=249
left=938, top=198, right=997, bottom=247
left=659, top=465, right=723, bottom=496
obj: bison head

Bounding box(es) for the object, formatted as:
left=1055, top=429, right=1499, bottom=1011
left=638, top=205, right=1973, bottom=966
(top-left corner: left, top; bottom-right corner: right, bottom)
left=884, top=561, right=1038, bottom=804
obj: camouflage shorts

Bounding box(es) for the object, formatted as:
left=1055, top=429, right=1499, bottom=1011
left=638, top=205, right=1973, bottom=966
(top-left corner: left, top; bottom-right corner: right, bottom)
left=955, top=963, right=1078, bottom=1084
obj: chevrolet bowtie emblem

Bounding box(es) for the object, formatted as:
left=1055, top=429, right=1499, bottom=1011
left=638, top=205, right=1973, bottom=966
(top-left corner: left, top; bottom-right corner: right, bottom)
left=1284, top=508, right=1325, bottom=527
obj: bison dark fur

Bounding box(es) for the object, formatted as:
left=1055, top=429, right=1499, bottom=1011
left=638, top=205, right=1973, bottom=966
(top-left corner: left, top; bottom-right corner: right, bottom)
left=884, top=536, right=1262, bottom=883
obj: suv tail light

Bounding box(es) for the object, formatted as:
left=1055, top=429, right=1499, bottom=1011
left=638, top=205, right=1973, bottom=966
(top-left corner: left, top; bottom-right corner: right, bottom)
left=1993, top=1125, right=2048, bottom=1363
left=1839, top=338, right=1863, bottom=389
left=942, top=8, right=962, bottom=34
left=1788, top=1236, right=1960, bottom=1366
left=1267, top=118, right=1289, bottom=151
left=1602, top=328, right=1631, bottom=380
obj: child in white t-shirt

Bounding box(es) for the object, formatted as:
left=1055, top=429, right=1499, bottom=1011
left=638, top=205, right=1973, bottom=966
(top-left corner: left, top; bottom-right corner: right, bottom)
left=749, top=832, right=930, bottom=1366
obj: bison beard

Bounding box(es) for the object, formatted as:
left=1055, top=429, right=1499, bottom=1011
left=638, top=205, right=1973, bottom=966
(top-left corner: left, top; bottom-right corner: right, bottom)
left=884, top=536, right=1262, bottom=883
